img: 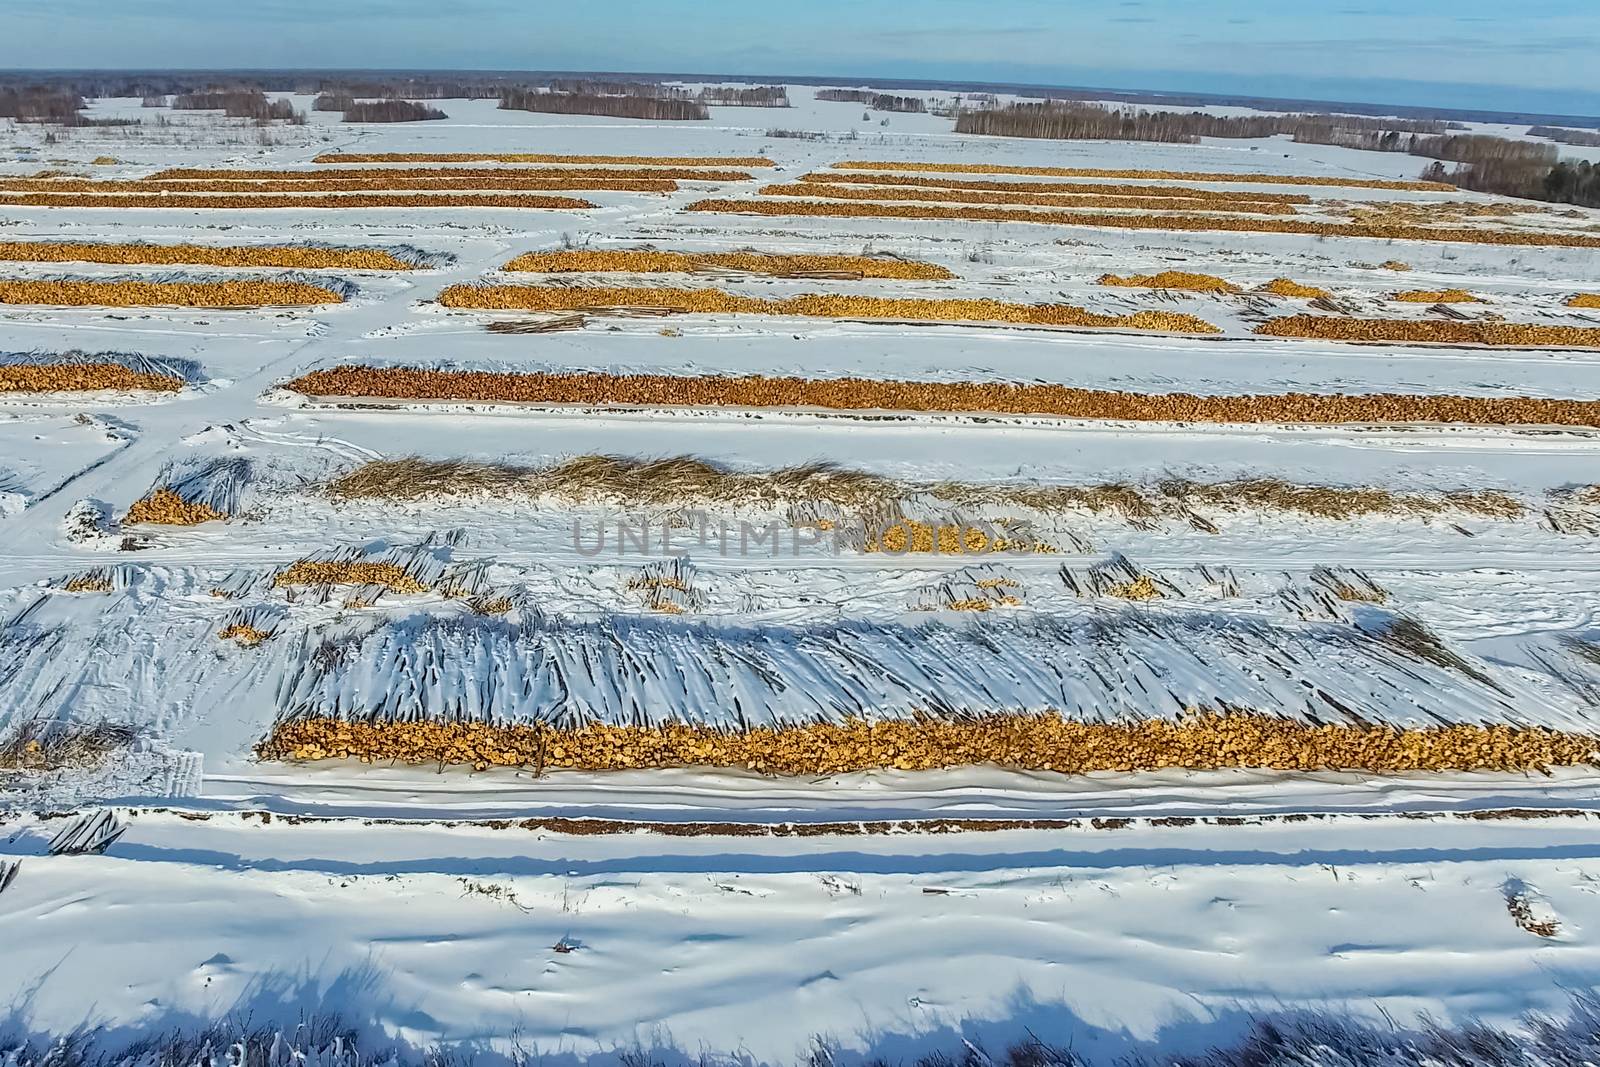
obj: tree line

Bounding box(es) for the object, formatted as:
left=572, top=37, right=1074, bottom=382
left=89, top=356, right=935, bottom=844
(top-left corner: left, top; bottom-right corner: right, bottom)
left=816, top=89, right=927, bottom=113
left=0, top=88, right=85, bottom=122
left=954, top=101, right=1455, bottom=143
left=698, top=86, right=789, bottom=107
left=171, top=90, right=305, bottom=123
left=342, top=100, right=448, bottom=123
left=1529, top=125, right=1600, bottom=147
left=499, top=89, right=708, bottom=121
left=1425, top=158, right=1600, bottom=208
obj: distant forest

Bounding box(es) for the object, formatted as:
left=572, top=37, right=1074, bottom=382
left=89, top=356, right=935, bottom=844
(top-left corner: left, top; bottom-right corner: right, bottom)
left=1530, top=125, right=1600, bottom=147
left=1426, top=158, right=1600, bottom=208
left=697, top=86, right=789, bottom=107
left=954, top=101, right=1458, bottom=143
left=171, top=89, right=305, bottom=123
left=0, top=70, right=1596, bottom=129
left=815, top=89, right=927, bottom=113
left=498, top=89, right=708, bottom=120
left=341, top=100, right=448, bottom=123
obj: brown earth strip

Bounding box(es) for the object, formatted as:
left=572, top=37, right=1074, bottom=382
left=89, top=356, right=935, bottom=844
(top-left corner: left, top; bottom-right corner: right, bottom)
left=313, top=152, right=773, bottom=166
left=3, top=177, right=677, bottom=194
left=761, top=182, right=1301, bottom=215
left=500, top=250, right=954, bottom=279
left=796, top=171, right=1315, bottom=204
left=0, top=193, right=593, bottom=210
left=147, top=165, right=754, bottom=182
left=435, top=284, right=1217, bottom=332
left=830, top=160, right=1453, bottom=191
left=684, top=198, right=1600, bottom=248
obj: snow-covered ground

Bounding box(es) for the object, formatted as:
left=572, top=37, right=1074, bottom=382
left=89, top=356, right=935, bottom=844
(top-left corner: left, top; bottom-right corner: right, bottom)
left=4, top=85, right=1600, bottom=1061
left=5, top=806, right=1600, bottom=1065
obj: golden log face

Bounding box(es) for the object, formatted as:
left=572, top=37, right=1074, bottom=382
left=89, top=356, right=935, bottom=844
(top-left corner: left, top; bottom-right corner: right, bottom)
left=1255, top=315, right=1600, bottom=348
left=0, top=363, right=183, bottom=393
left=0, top=279, right=346, bottom=307
left=284, top=367, right=1600, bottom=428
left=0, top=241, right=415, bottom=270
left=259, top=714, right=1600, bottom=776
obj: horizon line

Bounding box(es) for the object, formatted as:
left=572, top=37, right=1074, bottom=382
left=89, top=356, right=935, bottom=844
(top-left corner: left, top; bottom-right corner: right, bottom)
left=3, top=65, right=1598, bottom=127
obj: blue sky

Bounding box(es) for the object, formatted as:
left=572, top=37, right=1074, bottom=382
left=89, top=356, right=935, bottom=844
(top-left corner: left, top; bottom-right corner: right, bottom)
left=4, top=0, right=1598, bottom=114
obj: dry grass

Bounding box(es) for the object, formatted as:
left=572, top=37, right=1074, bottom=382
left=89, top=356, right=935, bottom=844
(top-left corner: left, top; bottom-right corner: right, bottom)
left=0, top=720, right=136, bottom=772
left=1256, top=315, right=1600, bottom=348
left=435, top=284, right=1219, bottom=333
left=759, top=182, right=1300, bottom=215
left=1380, top=260, right=1413, bottom=271
left=0, top=193, right=595, bottom=210
left=830, top=160, right=1454, bottom=191
left=1098, top=271, right=1242, bottom=294
left=147, top=165, right=754, bottom=182
left=0, top=363, right=184, bottom=393
left=796, top=170, right=1314, bottom=204
left=259, top=712, right=1600, bottom=774
left=325, top=456, right=1523, bottom=525
left=313, top=152, right=774, bottom=166
left=0, top=241, right=420, bottom=270
left=123, top=487, right=226, bottom=525
left=330, top=454, right=904, bottom=510
left=288, top=367, right=1600, bottom=429
left=1155, top=479, right=1523, bottom=521
left=1344, top=200, right=1546, bottom=225
left=1378, top=616, right=1498, bottom=688
left=500, top=249, right=954, bottom=279
left=1567, top=294, right=1600, bottom=308
left=684, top=198, right=1600, bottom=248
left=1311, top=566, right=1389, bottom=604
left=1258, top=278, right=1332, bottom=299
left=0, top=278, right=346, bottom=307
left=1391, top=289, right=1484, bottom=303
